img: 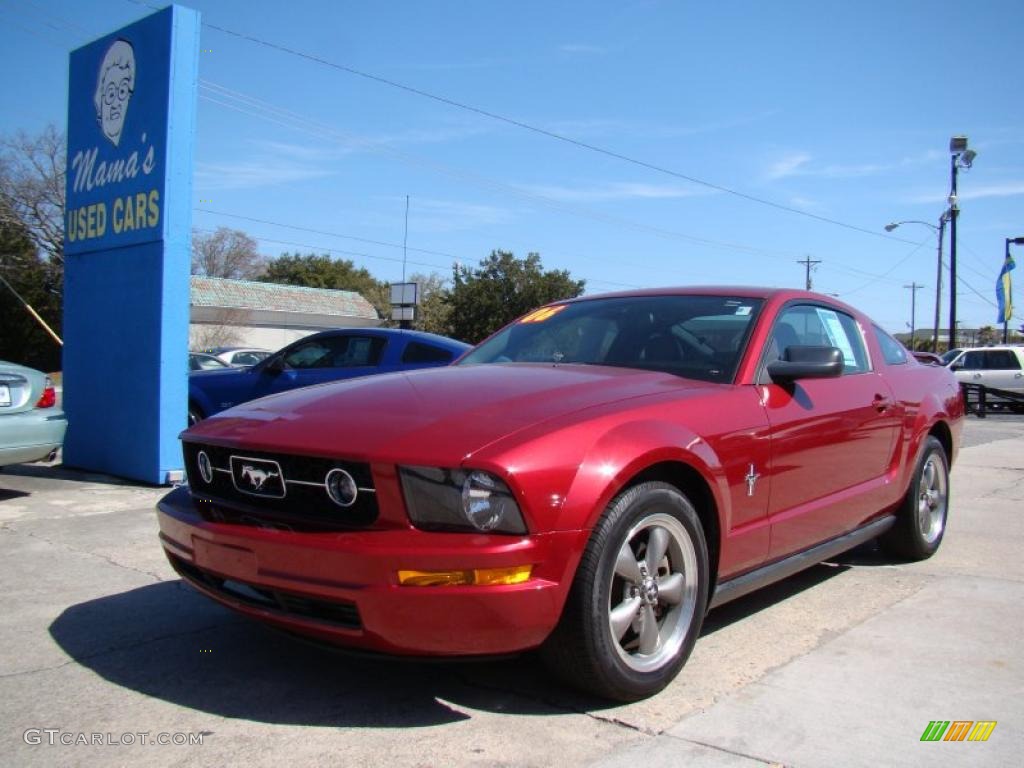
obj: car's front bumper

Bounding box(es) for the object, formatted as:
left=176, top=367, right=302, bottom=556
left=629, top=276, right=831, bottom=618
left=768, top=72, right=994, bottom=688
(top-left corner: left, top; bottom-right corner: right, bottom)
left=0, top=409, right=66, bottom=466
left=156, top=486, right=586, bottom=656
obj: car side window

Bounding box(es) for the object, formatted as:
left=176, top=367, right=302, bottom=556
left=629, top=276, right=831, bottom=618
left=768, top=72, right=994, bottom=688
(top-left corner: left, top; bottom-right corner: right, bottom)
left=283, top=336, right=386, bottom=369
left=984, top=350, right=1021, bottom=370
left=401, top=342, right=453, bottom=364
left=873, top=325, right=907, bottom=366
left=770, top=305, right=869, bottom=374
left=233, top=352, right=261, bottom=366
left=960, top=351, right=985, bottom=370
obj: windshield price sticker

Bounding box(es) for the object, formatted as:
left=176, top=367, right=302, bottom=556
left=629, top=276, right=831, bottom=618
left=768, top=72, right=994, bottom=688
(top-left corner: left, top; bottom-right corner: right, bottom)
left=816, top=308, right=858, bottom=367
left=519, top=305, right=568, bottom=324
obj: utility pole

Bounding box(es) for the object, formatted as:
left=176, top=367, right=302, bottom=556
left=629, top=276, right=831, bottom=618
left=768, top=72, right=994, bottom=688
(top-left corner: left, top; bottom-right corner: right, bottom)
left=904, top=282, right=923, bottom=350
left=797, top=256, right=822, bottom=290
left=933, top=212, right=948, bottom=353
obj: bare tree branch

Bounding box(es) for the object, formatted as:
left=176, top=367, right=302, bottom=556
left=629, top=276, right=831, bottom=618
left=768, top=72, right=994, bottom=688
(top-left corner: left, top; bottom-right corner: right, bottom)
left=0, top=125, right=66, bottom=265
left=192, top=227, right=266, bottom=279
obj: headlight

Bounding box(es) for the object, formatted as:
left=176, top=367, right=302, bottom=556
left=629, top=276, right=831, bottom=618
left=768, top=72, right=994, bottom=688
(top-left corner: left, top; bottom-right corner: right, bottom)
left=399, top=466, right=527, bottom=534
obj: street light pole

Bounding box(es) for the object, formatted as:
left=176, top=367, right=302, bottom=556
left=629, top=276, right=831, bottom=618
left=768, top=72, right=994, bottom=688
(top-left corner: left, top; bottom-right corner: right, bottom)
left=947, top=135, right=976, bottom=351
left=904, top=282, right=923, bottom=349
left=934, top=213, right=948, bottom=353
left=949, top=152, right=959, bottom=349
left=883, top=217, right=948, bottom=352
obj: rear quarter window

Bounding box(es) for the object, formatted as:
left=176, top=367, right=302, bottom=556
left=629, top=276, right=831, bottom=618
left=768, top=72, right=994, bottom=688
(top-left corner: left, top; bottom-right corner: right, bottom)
left=873, top=326, right=907, bottom=366
left=402, top=342, right=454, bottom=364
left=984, top=350, right=1021, bottom=370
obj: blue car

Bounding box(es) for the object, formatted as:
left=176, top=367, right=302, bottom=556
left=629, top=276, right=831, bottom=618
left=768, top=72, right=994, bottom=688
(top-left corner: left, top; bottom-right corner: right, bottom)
left=187, top=328, right=470, bottom=424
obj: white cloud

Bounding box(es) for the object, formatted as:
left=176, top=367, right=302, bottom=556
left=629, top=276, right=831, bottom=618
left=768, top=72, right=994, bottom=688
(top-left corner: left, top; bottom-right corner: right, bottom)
left=520, top=181, right=711, bottom=203
left=766, top=152, right=812, bottom=180
left=903, top=182, right=1024, bottom=205
left=766, top=148, right=941, bottom=181
left=409, top=199, right=512, bottom=233
left=195, top=160, right=333, bottom=190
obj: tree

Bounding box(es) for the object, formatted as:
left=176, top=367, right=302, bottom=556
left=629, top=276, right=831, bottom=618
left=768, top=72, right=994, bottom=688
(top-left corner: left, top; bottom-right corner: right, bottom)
left=407, top=271, right=452, bottom=336
left=189, top=308, right=250, bottom=349
left=259, top=252, right=387, bottom=319
left=977, top=325, right=997, bottom=346
left=0, top=125, right=65, bottom=266
left=0, top=209, right=63, bottom=371
left=449, top=250, right=585, bottom=343
left=191, top=227, right=265, bottom=279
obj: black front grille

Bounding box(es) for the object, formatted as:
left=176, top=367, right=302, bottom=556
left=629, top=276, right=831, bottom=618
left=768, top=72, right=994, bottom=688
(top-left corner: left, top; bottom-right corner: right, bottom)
left=170, top=554, right=362, bottom=630
left=183, top=442, right=378, bottom=530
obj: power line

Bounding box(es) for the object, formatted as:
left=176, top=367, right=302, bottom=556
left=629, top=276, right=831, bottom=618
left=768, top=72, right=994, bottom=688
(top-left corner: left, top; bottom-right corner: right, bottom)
left=195, top=208, right=461, bottom=261
left=839, top=237, right=933, bottom=297
left=192, top=19, right=918, bottom=244
left=197, top=80, right=814, bottom=264
left=124, top=0, right=918, bottom=246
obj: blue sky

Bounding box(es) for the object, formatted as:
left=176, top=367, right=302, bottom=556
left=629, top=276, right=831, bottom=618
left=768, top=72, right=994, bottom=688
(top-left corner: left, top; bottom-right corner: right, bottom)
left=2, top=0, right=1022, bottom=334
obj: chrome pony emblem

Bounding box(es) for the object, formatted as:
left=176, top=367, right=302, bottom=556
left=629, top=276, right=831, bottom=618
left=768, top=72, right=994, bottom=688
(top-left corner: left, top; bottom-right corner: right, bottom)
left=745, top=463, right=760, bottom=497
left=241, top=464, right=278, bottom=491
left=229, top=456, right=285, bottom=498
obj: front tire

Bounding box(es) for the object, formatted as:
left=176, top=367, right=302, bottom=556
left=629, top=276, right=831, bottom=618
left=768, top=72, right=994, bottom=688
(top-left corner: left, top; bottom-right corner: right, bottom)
left=541, top=481, right=709, bottom=701
left=880, top=435, right=949, bottom=560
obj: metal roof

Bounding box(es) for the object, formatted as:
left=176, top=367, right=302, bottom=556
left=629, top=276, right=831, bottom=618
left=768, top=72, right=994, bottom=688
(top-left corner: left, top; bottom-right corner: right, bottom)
left=190, top=276, right=378, bottom=320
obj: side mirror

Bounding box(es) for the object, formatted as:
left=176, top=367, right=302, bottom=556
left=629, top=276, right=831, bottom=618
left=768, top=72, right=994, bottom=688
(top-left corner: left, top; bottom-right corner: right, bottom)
left=767, top=345, right=844, bottom=382
left=261, top=356, right=285, bottom=375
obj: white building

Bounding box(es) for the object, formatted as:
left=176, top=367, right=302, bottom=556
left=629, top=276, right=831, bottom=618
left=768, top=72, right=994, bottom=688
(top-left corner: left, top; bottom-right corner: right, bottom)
left=189, top=276, right=380, bottom=350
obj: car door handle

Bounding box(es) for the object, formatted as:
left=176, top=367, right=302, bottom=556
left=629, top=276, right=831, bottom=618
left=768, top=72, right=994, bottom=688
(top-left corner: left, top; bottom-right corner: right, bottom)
left=872, top=394, right=892, bottom=412
left=1015, top=373, right=1023, bottom=379
left=973, top=373, right=983, bottom=379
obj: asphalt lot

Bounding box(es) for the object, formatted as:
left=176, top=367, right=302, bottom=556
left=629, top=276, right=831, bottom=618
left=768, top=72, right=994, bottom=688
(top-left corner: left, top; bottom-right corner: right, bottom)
left=0, top=415, right=1021, bottom=767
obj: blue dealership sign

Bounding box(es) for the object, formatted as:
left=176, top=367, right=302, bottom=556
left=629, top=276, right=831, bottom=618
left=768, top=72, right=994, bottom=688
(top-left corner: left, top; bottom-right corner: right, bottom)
left=63, top=5, right=199, bottom=483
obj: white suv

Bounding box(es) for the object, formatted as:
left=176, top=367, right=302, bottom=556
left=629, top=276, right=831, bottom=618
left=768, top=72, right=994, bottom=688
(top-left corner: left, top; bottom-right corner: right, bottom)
left=946, top=346, right=1024, bottom=397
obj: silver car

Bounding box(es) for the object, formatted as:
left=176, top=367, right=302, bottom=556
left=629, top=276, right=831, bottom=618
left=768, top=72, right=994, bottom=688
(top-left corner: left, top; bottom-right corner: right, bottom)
left=0, top=361, right=67, bottom=467
left=946, top=346, right=1024, bottom=394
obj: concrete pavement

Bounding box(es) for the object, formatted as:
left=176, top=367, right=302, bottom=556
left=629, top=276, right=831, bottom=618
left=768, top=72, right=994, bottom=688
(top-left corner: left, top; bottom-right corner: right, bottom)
left=0, top=416, right=1021, bottom=767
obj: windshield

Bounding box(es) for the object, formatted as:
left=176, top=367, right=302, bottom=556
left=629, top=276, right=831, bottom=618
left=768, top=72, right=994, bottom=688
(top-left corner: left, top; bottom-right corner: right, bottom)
left=458, top=294, right=764, bottom=383
left=940, top=348, right=962, bottom=365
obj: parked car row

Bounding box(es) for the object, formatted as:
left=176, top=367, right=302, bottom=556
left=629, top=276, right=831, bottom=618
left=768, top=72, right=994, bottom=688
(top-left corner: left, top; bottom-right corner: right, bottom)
left=197, top=346, right=272, bottom=367
left=187, top=329, right=470, bottom=425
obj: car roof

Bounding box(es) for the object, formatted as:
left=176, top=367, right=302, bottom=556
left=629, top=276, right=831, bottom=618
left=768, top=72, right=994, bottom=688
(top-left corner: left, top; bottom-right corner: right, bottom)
left=303, top=327, right=471, bottom=350
left=553, top=286, right=865, bottom=317
left=954, top=345, right=1024, bottom=352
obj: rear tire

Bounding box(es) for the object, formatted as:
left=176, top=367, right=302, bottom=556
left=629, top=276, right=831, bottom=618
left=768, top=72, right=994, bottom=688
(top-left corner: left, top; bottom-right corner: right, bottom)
left=541, top=481, right=709, bottom=701
left=879, top=435, right=949, bottom=560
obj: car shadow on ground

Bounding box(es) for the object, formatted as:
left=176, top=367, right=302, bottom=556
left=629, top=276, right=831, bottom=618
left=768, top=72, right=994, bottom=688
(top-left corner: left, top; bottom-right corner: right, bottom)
left=49, top=558, right=859, bottom=726
left=0, top=486, right=30, bottom=502
left=2, top=461, right=149, bottom=488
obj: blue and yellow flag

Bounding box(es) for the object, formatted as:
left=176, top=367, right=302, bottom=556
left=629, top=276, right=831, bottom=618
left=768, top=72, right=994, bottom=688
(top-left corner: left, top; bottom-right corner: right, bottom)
left=996, top=253, right=1015, bottom=323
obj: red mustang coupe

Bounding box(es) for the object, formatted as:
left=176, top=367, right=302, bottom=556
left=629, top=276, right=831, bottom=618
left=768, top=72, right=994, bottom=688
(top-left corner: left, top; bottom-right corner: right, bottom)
left=157, top=288, right=963, bottom=700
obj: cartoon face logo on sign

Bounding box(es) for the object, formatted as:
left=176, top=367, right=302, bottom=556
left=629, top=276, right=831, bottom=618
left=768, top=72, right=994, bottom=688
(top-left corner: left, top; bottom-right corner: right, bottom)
left=93, top=39, right=135, bottom=147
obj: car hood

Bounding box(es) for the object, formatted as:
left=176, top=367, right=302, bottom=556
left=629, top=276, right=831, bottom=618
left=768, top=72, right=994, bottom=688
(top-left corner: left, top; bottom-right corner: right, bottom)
left=184, top=363, right=722, bottom=465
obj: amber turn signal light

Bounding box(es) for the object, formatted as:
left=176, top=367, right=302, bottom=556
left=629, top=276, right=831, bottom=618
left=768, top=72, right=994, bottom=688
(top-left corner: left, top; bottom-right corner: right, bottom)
left=397, top=565, right=532, bottom=587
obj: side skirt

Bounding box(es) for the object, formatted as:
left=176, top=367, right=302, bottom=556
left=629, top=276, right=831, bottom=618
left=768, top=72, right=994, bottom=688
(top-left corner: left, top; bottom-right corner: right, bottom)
left=709, top=515, right=896, bottom=610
